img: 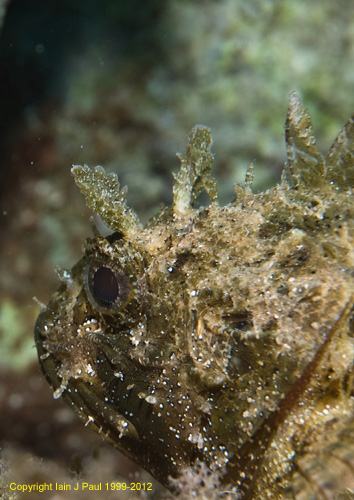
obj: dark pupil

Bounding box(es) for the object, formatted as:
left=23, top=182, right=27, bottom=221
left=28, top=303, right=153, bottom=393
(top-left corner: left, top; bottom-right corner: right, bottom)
left=93, top=266, right=118, bottom=305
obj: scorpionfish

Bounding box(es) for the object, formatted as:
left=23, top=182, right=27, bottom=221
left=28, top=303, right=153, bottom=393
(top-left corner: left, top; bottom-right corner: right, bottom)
left=35, top=94, right=354, bottom=499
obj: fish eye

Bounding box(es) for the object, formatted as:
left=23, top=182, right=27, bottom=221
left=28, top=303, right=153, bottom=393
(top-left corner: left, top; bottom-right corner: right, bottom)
left=84, top=257, right=132, bottom=312
left=93, top=266, right=118, bottom=304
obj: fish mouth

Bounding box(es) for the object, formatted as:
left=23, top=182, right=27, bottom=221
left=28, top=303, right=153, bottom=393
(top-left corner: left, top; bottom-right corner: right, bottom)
left=34, top=307, right=189, bottom=487
left=34, top=308, right=140, bottom=454
left=34, top=308, right=62, bottom=394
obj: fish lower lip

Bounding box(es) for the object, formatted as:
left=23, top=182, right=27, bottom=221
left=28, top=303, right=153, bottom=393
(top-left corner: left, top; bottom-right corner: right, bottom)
left=60, top=379, right=139, bottom=442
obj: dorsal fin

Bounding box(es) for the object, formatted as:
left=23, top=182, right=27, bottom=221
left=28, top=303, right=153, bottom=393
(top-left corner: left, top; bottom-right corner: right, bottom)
left=173, top=125, right=217, bottom=214
left=285, top=92, right=325, bottom=188
left=326, top=114, right=354, bottom=189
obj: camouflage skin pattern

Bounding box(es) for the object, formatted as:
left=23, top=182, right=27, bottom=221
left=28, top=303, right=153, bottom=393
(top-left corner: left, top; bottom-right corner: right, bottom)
left=35, top=94, right=354, bottom=498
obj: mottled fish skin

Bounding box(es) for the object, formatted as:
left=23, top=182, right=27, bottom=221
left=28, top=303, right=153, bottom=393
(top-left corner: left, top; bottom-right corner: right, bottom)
left=35, top=94, right=354, bottom=498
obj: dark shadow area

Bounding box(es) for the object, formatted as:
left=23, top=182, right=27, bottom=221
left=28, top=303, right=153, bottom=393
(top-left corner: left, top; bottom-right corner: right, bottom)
left=0, top=0, right=167, bottom=195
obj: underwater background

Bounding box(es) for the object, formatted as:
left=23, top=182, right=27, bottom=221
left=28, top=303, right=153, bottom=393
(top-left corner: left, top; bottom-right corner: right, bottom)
left=1, top=1, right=354, bottom=498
